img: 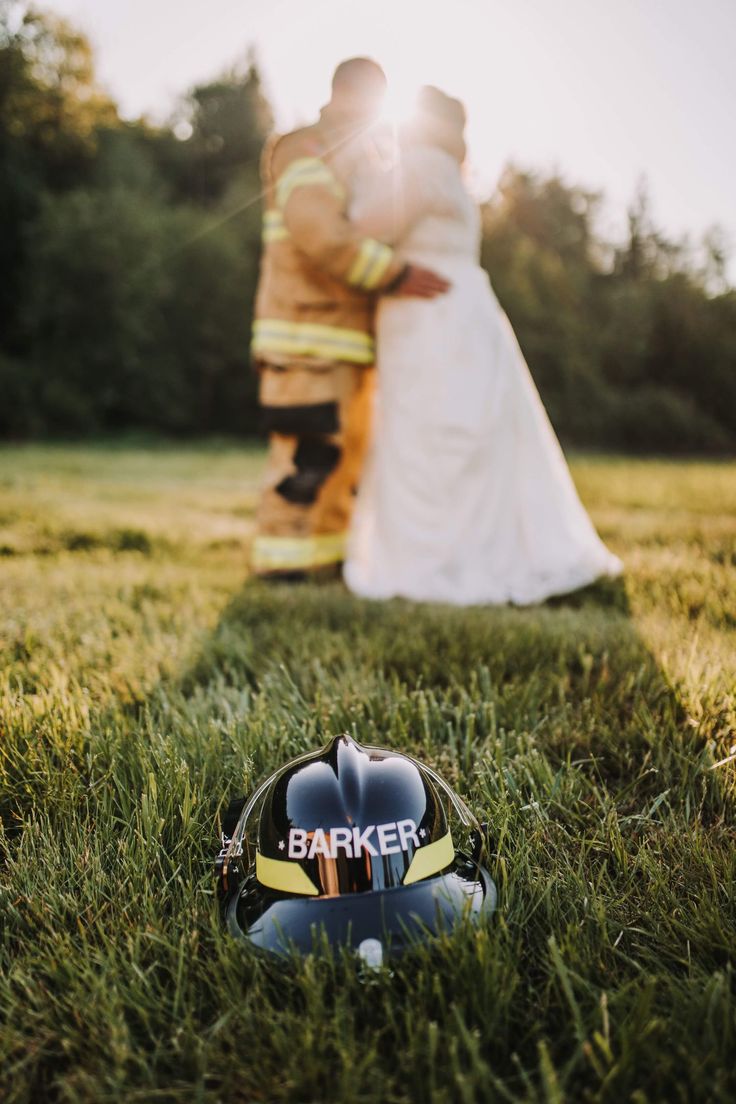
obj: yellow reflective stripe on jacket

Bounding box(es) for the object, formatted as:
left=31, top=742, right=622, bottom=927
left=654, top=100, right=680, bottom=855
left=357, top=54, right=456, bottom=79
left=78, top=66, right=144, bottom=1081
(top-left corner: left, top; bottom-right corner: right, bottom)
left=347, top=238, right=394, bottom=291
left=251, top=532, right=347, bottom=572
left=275, top=157, right=346, bottom=209
left=256, top=851, right=318, bottom=896
left=262, top=209, right=289, bottom=243
left=252, top=319, right=374, bottom=365
left=402, top=830, right=454, bottom=886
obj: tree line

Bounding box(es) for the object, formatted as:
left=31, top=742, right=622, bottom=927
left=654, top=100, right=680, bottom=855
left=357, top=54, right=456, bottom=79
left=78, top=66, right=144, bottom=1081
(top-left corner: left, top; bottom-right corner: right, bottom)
left=2, top=2, right=734, bottom=451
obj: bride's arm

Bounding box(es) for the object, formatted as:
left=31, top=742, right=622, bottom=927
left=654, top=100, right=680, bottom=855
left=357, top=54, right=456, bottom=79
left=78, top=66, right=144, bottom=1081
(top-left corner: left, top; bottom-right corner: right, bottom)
left=351, top=166, right=417, bottom=244
left=352, top=148, right=458, bottom=244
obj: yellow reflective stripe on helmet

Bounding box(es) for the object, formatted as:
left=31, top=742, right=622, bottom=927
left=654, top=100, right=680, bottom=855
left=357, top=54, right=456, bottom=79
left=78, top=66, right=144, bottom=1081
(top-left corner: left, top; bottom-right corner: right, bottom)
left=252, top=320, right=375, bottom=365
left=256, top=851, right=319, bottom=896
left=402, top=830, right=454, bottom=886
left=251, top=532, right=346, bottom=572
left=262, top=209, right=289, bottom=242
left=275, top=157, right=346, bottom=209
left=347, top=238, right=394, bottom=291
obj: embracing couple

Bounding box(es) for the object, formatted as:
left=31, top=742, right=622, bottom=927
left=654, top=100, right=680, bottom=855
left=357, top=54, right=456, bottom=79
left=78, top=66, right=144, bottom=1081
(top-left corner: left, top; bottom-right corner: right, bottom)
left=250, top=58, right=621, bottom=605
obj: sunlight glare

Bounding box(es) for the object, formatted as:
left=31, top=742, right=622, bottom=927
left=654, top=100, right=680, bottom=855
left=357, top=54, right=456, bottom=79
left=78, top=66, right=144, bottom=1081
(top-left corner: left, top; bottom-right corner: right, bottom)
left=379, top=74, right=420, bottom=129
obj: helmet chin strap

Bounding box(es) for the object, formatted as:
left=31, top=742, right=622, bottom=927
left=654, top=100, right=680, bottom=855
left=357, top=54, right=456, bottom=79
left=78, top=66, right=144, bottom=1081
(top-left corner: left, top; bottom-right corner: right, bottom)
left=218, top=769, right=281, bottom=890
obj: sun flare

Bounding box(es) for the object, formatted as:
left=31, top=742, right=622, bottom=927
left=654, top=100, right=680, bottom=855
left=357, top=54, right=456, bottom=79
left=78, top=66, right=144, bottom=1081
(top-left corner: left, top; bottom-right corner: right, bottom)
left=379, top=76, right=420, bottom=129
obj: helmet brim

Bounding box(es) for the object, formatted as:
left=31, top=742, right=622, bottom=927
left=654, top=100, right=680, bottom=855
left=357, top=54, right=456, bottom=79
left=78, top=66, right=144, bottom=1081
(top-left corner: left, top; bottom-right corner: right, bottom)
left=224, top=863, right=497, bottom=959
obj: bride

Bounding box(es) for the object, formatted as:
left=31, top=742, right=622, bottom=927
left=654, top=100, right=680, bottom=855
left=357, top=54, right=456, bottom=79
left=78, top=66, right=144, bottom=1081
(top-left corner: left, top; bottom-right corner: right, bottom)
left=344, top=86, right=622, bottom=606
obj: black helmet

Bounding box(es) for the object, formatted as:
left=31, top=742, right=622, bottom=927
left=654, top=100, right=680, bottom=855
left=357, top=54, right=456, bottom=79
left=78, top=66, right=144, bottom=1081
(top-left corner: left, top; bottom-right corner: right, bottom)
left=216, top=734, right=496, bottom=961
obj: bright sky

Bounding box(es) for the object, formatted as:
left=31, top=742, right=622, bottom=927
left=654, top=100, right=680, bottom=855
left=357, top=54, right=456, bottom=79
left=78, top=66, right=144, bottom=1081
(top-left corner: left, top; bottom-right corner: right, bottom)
left=38, top=0, right=736, bottom=269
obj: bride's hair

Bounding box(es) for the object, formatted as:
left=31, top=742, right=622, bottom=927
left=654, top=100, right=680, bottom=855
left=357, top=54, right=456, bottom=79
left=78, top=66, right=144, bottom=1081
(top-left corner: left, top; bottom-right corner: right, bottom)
left=404, top=86, right=467, bottom=162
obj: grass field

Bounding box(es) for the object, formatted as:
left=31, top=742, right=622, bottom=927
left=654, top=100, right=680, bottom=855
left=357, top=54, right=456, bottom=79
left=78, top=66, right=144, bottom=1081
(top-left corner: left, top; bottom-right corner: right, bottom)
left=1, top=442, right=735, bottom=1104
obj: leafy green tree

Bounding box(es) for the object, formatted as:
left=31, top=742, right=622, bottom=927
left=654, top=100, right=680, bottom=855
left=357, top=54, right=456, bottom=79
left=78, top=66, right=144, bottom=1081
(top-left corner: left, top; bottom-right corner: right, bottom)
left=481, top=167, right=605, bottom=434
left=0, top=2, right=117, bottom=347
left=0, top=2, right=116, bottom=183
left=161, top=172, right=263, bottom=433
left=482, top=167, right=735, bottom=453
left=600, top=184, right=736, bottom=449
left=0, top=8, right=268, bottom=437
left=12, top=173, right=263, bottom=436
left=18, top=187, right=173, bottom=434
left=158, top=61, right=273, bottom=204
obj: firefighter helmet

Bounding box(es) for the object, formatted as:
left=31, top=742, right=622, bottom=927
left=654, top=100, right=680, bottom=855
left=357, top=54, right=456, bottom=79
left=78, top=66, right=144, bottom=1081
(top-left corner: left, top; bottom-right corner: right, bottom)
left=216, top=734, right=496, bottom=960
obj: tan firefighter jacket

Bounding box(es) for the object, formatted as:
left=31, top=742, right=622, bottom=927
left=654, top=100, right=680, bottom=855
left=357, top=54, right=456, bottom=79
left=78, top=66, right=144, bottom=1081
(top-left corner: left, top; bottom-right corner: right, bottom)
left=252, top=108, right=404, bottom=369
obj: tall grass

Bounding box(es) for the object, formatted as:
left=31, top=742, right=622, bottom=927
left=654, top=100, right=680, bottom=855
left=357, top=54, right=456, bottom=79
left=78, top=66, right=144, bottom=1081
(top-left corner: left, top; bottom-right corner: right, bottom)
left=0, top=444, right=734, bottom=1102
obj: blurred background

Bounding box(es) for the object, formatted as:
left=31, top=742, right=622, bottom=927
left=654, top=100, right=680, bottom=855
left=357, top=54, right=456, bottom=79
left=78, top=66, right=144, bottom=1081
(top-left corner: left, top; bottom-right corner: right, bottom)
left=1, top=0, right=735, bottom=453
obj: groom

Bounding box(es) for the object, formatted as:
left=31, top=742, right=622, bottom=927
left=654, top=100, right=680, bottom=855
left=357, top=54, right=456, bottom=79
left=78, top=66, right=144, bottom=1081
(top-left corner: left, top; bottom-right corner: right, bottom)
left=250, top=57, right=449, bottom=579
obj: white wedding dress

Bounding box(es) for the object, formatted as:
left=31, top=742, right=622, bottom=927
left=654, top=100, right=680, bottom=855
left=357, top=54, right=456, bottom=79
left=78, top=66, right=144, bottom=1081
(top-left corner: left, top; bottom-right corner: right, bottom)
left=344, top=146, right=622, bottom=605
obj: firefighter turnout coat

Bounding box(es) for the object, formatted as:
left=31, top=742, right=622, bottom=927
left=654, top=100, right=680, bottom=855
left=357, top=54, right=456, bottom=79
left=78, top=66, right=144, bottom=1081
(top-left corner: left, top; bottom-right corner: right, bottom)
left=251, top=106, right=403, bottom=575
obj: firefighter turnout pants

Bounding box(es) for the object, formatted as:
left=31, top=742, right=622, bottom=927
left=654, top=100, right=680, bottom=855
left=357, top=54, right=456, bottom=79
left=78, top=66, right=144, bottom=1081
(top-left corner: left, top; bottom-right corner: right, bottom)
left=251, top=362, right=374, bottom=575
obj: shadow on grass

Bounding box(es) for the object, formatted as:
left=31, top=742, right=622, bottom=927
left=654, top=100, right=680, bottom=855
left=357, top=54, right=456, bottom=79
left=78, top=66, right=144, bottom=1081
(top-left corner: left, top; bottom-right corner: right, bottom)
left=170, top=570, right=694, bottom=802
left=182, top=573, right=634, bottom=693
left=153, top=571, right=734, bottom=1100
